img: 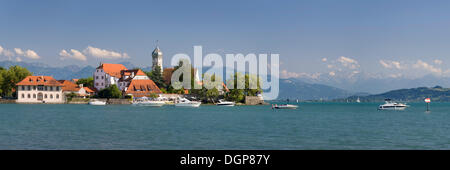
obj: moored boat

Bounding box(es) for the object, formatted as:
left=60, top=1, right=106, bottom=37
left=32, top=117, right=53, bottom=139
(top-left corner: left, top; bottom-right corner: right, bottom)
left=88, top=99, right=106, bottom=105
left=216, top=99, right=235, bottom=106
left=175, top=97, right=201, bottom=107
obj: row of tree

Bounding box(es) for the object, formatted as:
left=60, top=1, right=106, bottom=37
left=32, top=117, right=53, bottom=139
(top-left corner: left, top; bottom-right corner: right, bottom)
left=0, top=66, right=32, bottom=97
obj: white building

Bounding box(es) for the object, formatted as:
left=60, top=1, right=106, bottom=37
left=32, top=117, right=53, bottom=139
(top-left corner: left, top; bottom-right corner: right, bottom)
left=152, top=46, right=163, bottom=74
left=58, top=80, right=95, bottom=98
left=93, top=63, right=128, bottom=91
left=16, top=76, right=64, bottom=103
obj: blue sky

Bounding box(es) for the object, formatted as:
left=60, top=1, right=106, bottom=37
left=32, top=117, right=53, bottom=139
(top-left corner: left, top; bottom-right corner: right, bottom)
left=2, top=0, right=450, bottom=79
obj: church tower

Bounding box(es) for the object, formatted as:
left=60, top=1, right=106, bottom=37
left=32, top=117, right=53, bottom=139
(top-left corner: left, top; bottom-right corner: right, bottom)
left=152, top=44, right=163, bottom=74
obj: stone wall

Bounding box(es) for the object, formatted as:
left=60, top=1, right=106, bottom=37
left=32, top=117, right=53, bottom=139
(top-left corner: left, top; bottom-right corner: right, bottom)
left=245, top=96, right=266, bottom=105
left=0, top=99, right=16, bottom=104
left=107, top=98, right=131, bottom=104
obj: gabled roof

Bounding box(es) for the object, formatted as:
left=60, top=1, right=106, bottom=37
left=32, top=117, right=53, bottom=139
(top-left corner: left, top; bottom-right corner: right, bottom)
left=83, top=87, right=95, bottom=93
left=16, top=76, right=63, bottom=86
left=97, top=63, right=128, bottom=78
left=125, top=79, right=161, bottom=97
left=58, top=80, right=80, bottom=92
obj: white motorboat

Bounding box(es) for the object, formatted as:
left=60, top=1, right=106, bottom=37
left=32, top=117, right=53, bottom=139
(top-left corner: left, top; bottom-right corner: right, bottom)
left=216, top=99, right=235, bottom=106
left=378, top=99, right=408, bottom=110
left=88, top=99, right=106, bottom=105
left=272, top=104, right=298, bottom=109
left=175, top=97, right=201, bottom=107
left=132, top=97, right=165, bottom=107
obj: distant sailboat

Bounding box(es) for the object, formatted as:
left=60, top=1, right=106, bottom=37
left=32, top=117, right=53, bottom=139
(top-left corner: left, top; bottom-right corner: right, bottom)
left=356, top=97, right=361, bottom=103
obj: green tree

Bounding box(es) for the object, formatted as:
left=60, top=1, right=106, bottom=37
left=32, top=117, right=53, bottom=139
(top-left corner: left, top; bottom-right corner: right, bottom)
left=0, top=66, right=32, bottom=97
left=191, top=73, right=221, bottom=103
left=97, top=84, right=122, bottom=99
left=224, top=73, right=261, bottom=103
left=76, top=77, right=94, bottom=87
left=147, top=66, right=166, bottom=89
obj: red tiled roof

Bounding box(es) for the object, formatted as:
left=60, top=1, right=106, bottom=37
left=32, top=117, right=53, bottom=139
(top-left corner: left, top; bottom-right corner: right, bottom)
left=97, top=63, right=128, bottom=78
left=83, top=87, right=95, bottom=93
left=16, top=76, right=63, bottom=86
left=125, top=79, right=161, bottom=97
left=120, top=69, right=147, bottom=79
left=71, top=79, right=79, bottom=83
left=163, top=68, right=175, bottom=85
left=58, top=80, right=80, bottom=92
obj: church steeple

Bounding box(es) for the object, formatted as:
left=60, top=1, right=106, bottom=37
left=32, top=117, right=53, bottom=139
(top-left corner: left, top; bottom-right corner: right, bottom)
left=152, top=41, right=163, bottom=74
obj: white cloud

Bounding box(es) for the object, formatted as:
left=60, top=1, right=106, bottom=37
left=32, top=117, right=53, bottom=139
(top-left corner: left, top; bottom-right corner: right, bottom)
left=434, top=59, right=443, bottom=65
left=0, top=45, right=3, bottom=55
left=24, top=49, right=40, bottom=59
left=59, top=49, right=87, bottom=61
left=379, top=60, right=404, bottom=69
left=16, top=57, right=22, bottom=62
left=321, top=58, right=327, bottom=62
left=83, top=46, right=130, bottom=59
left=14, top=48, right=24, bottom=56
left=329, top=71, right=335, bottom=76
left=337, top=56, right=359, bottom=69
left=413, top=60, right=442, bottom=74
left=388, top=73, right=403, bottom=78
left=12, top=48, right=40, bottom=59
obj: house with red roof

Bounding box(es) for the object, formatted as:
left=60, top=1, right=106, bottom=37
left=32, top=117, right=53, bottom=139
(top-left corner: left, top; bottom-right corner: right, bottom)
left=93, top=63, right=128, bottom=91
left=58, top=80, right=95, bottom=98
left=16, top=76, right=64, bottom=103
left=94, top=63, right=161, bottom=97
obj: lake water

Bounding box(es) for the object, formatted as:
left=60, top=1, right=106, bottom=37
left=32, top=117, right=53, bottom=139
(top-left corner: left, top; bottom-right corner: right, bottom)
left=0, top=102, right=449, bottom=149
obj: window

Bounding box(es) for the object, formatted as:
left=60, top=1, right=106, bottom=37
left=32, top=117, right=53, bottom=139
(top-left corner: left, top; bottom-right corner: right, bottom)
left=44, top=86, right=47, bottom=91
left=37, top=86, right=43, bottom=91
left=56, top=87, right=59, bottom=91
left=101, top=76, right=104, bottom=79
left=33, top=94, right=36, bottom=98
left=56, top=94, right=59, bottom=99
left=33, top=86, right=36, bottom=90
left=44, top=94, right=47, bottom=98
left=101, top=83, right=103, bottom=86
left=50, top=86, right=53, bottom=91
left=97, top=70, right=98, bottom=72
left=27, top=86, right=31, bottom=91
left=21, top=86, right=25, bottom=90
left=27, top=94, right=30, bottom=98
left=50, top=94, right=53, bottom=99
left=95, top=83, right=98, bottom=86
left=21, top=94, right=24, bottom=98
left=96, top=76, right=98, bottom=79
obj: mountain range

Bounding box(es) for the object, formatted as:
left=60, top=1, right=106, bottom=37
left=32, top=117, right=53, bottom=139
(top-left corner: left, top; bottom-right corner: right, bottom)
left=338, top=86, right=450, bottom=102
left=295, top=71, right=450, bottom=94
left=277, top=78, right=368, bottom=100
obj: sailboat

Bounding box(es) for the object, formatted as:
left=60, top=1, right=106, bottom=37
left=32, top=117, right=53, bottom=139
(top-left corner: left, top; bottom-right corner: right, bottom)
left=356, top=97, right=361, bottom=103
